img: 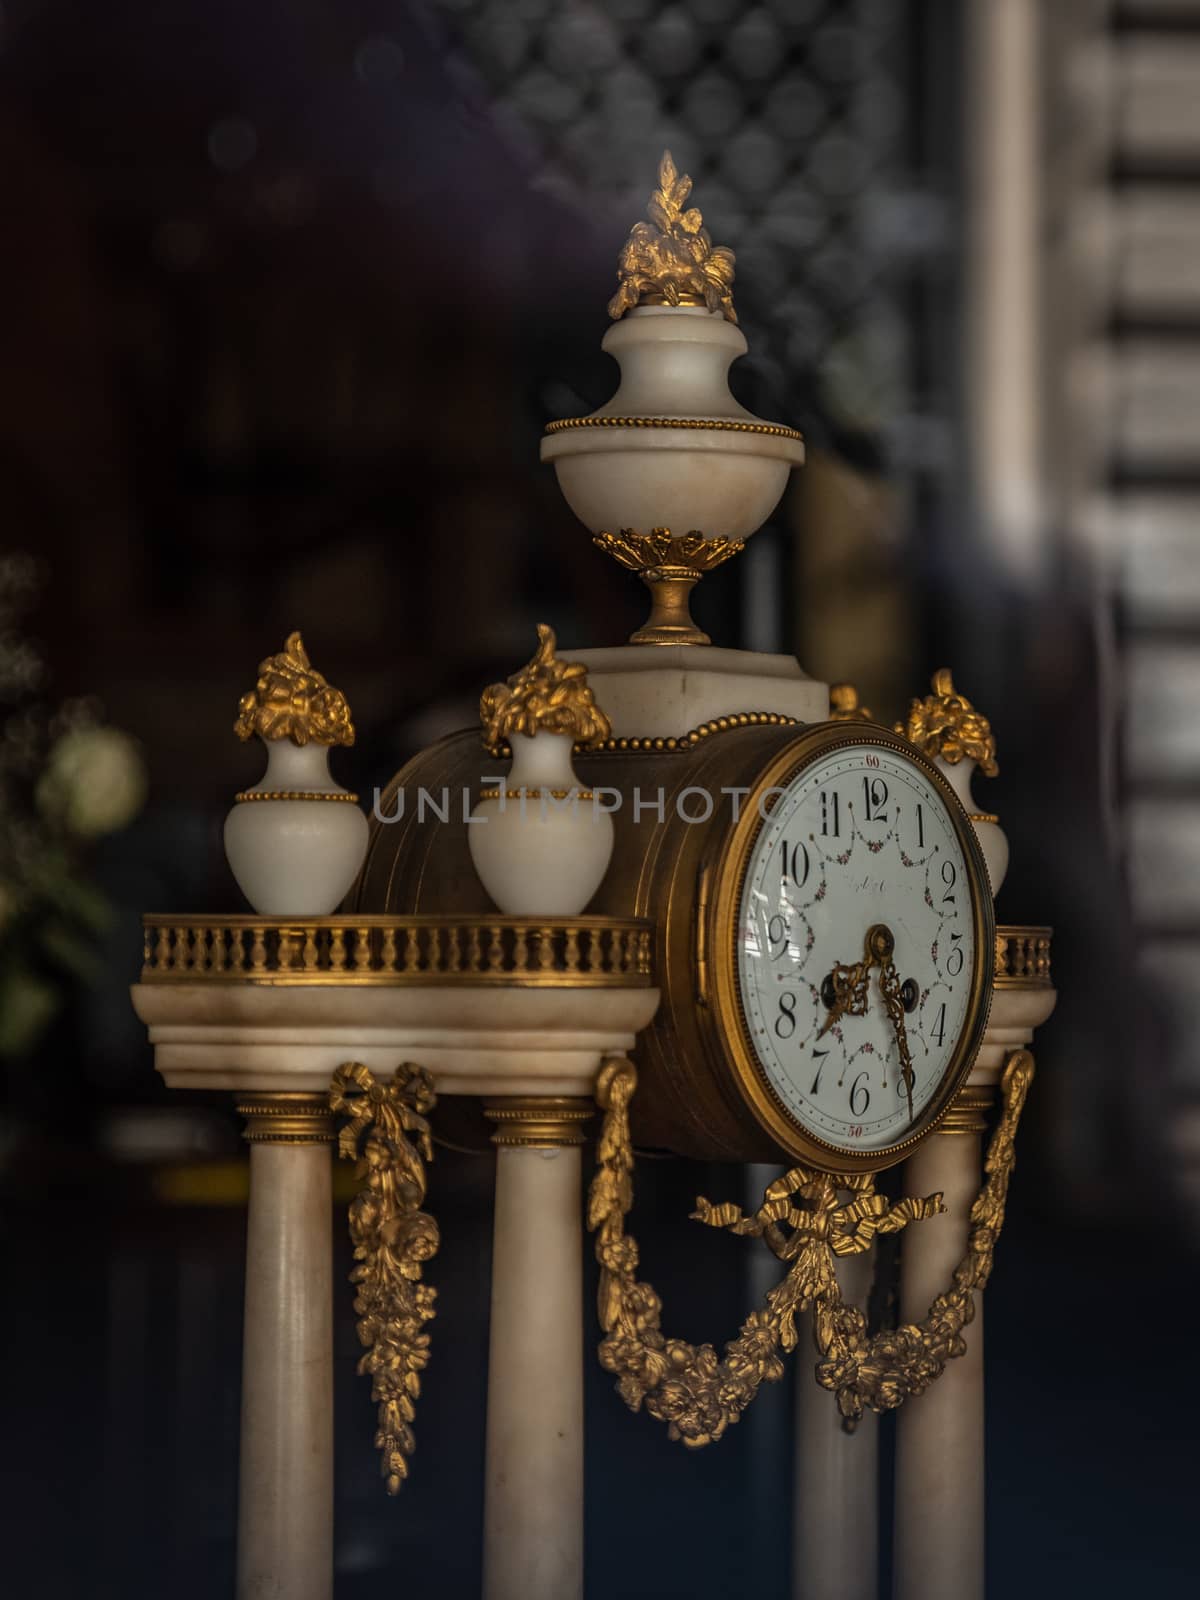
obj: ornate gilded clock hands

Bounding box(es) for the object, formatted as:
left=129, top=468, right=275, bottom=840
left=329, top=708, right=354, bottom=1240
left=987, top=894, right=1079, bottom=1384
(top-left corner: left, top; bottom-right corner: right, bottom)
left=818, top=923, right=917, bottom=1122
left=877, top=959, right=916, bottom=1123
left=816, top=956, right=871, bottom=1037
left=817, top=924, right=892, bottom=1038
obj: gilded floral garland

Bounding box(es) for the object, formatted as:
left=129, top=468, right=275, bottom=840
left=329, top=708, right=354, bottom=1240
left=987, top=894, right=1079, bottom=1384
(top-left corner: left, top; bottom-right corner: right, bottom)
left=330, top=1060, right=439, bottom=1493
left=588, top=1051, right=1033, bottom=1443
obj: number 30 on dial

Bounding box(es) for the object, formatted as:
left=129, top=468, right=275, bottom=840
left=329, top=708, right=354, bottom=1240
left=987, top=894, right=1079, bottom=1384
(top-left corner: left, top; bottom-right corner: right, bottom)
left=711, top=726, right=994, bottom=1171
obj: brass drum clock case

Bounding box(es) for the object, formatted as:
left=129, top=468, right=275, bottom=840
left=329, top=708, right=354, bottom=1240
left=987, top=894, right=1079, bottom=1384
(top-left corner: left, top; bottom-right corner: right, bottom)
left=354, top=719, right=994, bottom=1168
left=702, top=723, right=994, bottom=1172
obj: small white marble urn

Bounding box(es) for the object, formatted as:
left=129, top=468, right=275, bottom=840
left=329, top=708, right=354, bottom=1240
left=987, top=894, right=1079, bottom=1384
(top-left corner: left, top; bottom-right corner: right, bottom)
left=937, top=754, right=1008, bottom=899
left=898, top=669, right=1008, bottom=898
left=223, top=632, right=368, bottom=916
left=468, top=626, right=614, bottom=917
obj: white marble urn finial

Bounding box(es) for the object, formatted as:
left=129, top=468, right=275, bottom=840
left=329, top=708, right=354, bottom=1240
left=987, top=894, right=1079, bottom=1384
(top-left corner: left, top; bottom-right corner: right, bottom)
left=895, top=668, right=1008, bottom=896
left=469, top=625, right=614, bottom=917
left=223, top=631, right=369, bottom=915
left=539, top=154, right=805, bottom=648
left=540, top=153, right=804, bottom=544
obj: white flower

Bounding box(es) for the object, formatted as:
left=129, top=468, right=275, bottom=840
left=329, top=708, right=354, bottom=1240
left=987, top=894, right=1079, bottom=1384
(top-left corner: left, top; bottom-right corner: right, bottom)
left=37, top=725, right=147, bottom=838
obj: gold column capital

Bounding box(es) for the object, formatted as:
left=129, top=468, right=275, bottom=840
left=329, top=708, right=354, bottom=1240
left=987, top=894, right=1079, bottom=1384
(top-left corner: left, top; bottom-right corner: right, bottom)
left=236, top=1092, right=336, bottom=1145
left=938, top=1084, right=995, bottom=1135
left=484, top=1097, right=595, bottom=1149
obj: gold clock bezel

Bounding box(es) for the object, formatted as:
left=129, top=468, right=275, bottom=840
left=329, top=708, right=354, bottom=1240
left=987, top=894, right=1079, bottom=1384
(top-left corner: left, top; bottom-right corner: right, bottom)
left=706, top=723, right=995, bottom=1173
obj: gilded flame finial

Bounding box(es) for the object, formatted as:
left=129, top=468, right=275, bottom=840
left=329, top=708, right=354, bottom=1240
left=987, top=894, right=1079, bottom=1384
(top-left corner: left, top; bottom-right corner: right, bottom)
left=608, top=151, right=737, bottom=324
left=829, top=683, right=873, bottom=722
left=896, top=668, right=998, bottom=776
left=234, top=631, right=355, bottom=747
left=480, top=624, right=612, bottom=748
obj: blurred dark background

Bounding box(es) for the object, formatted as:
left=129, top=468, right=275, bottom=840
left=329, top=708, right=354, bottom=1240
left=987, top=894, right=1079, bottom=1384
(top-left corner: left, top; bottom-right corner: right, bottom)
left=1, top=1, right=1197, bottom=1596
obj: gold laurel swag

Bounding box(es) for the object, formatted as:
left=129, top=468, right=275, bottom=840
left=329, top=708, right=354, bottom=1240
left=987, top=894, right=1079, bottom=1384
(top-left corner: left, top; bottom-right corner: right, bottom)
left=329, top=1061, right=439, bottom=1493
left=588, top=1051, right=1033, bottom=1443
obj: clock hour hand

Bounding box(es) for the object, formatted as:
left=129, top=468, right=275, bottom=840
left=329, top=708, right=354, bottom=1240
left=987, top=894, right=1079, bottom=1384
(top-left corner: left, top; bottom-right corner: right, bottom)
left=817, top=957, right=871, bottom=1038
left=817, top=923, right=892, bottom=1038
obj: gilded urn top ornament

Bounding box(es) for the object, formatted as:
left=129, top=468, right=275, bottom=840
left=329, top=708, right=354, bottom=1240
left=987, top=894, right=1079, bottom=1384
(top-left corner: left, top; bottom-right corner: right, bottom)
left=828, top=683, right=874, bottom=722
left=608, top=151, right=737, bottom=324
left=896, top=668, right=998, bottom=776
left=480, top=624, right=612, bottom=749
left=234, top=631, right=356, bottom=747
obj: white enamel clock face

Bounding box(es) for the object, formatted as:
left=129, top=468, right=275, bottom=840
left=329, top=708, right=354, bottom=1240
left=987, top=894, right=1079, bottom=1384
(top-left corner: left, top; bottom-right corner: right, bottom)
left=736, top=742, right=977, bottom=1155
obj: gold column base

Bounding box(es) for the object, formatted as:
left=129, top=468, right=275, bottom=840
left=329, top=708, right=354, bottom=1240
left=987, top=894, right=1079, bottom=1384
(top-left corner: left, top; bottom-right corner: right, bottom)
left=484, top=1096, right=594, bottom=1149
left=236, top=1091, right=336, bottom=1144
left=594, top=529, right=745, bottom=646
left=938, top=1084, right=995, bottom=1135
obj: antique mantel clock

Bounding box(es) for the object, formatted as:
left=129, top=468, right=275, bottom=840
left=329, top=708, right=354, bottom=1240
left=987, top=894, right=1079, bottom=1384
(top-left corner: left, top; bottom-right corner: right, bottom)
left=133, top=154, right=1055, bottom=1600
left=367, top=709, right=995, bottom=1171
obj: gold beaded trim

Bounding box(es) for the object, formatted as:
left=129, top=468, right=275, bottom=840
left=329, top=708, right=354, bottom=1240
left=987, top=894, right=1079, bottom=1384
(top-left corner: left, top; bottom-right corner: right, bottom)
left=487, top=710, right=801, bottom=760
left=477, top=788, right=596, bottom=802
left=235, top=789, right=360, bottom=803
left=967, top=811, right=999, bottom=824
left=938, top=1085, right=995, bottom=1135
left=543, top=415, right=803, bottom=442
left=484, top=1097, right=594, bottom=1149
left=236, top=1092, right=336, bottom=1144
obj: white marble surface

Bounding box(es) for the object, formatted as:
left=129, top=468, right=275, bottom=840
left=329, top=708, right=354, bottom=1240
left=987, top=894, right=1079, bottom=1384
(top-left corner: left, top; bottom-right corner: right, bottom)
left=237, top=1140, right=333, bottom=1600
left=968, top=985, right=1057, bottom=1085
left=484, top=1145, right=585, bottom=1600
left=224, top=739, right=368, bottom=917
left=568, top=643, right=829, bottom=734
left=541, top=306, right=802, bottom=540
left=131, top=982, right=660, bottom=1098
left=893, top=1130, right=985, bottom=1600
left=793, top=1250, right=878, bottom=1600
left=469, top=733, right=614, bottom=916
left=893, top=983, right=1056, bottom=1600
left=938, top=756, right=1009, bottom=897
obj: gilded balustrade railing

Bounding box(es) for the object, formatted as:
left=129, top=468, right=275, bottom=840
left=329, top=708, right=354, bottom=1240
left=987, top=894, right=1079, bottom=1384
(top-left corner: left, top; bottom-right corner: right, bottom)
left=140, top=914, right=654, bottom=987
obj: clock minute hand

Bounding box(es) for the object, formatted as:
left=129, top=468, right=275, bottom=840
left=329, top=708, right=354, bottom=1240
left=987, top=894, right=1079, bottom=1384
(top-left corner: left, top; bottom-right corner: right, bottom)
left=878, top=958, right=916, bottom=1124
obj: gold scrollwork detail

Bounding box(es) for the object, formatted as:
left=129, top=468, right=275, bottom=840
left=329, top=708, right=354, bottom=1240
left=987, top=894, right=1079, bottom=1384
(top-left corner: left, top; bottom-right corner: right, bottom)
left=330, top=1061, right=439, bottom=1494
left=588, top=1050, right=1033, bottom=1442
left=480, top=624, right=612, bottom=749
left=608, top=151, right=737, bottom=323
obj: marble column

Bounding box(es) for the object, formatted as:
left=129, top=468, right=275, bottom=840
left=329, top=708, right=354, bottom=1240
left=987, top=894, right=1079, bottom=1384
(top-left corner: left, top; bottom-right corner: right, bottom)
left=965, top=0, right=1043, bottom=580
left=792, top=1251, right=878, bottom=1600
left=235, top=1093, right=335, bottom=1600
left=892, top=1089, right=991, bottom=1600
left=482, top=1098, right=593, bottom=1600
